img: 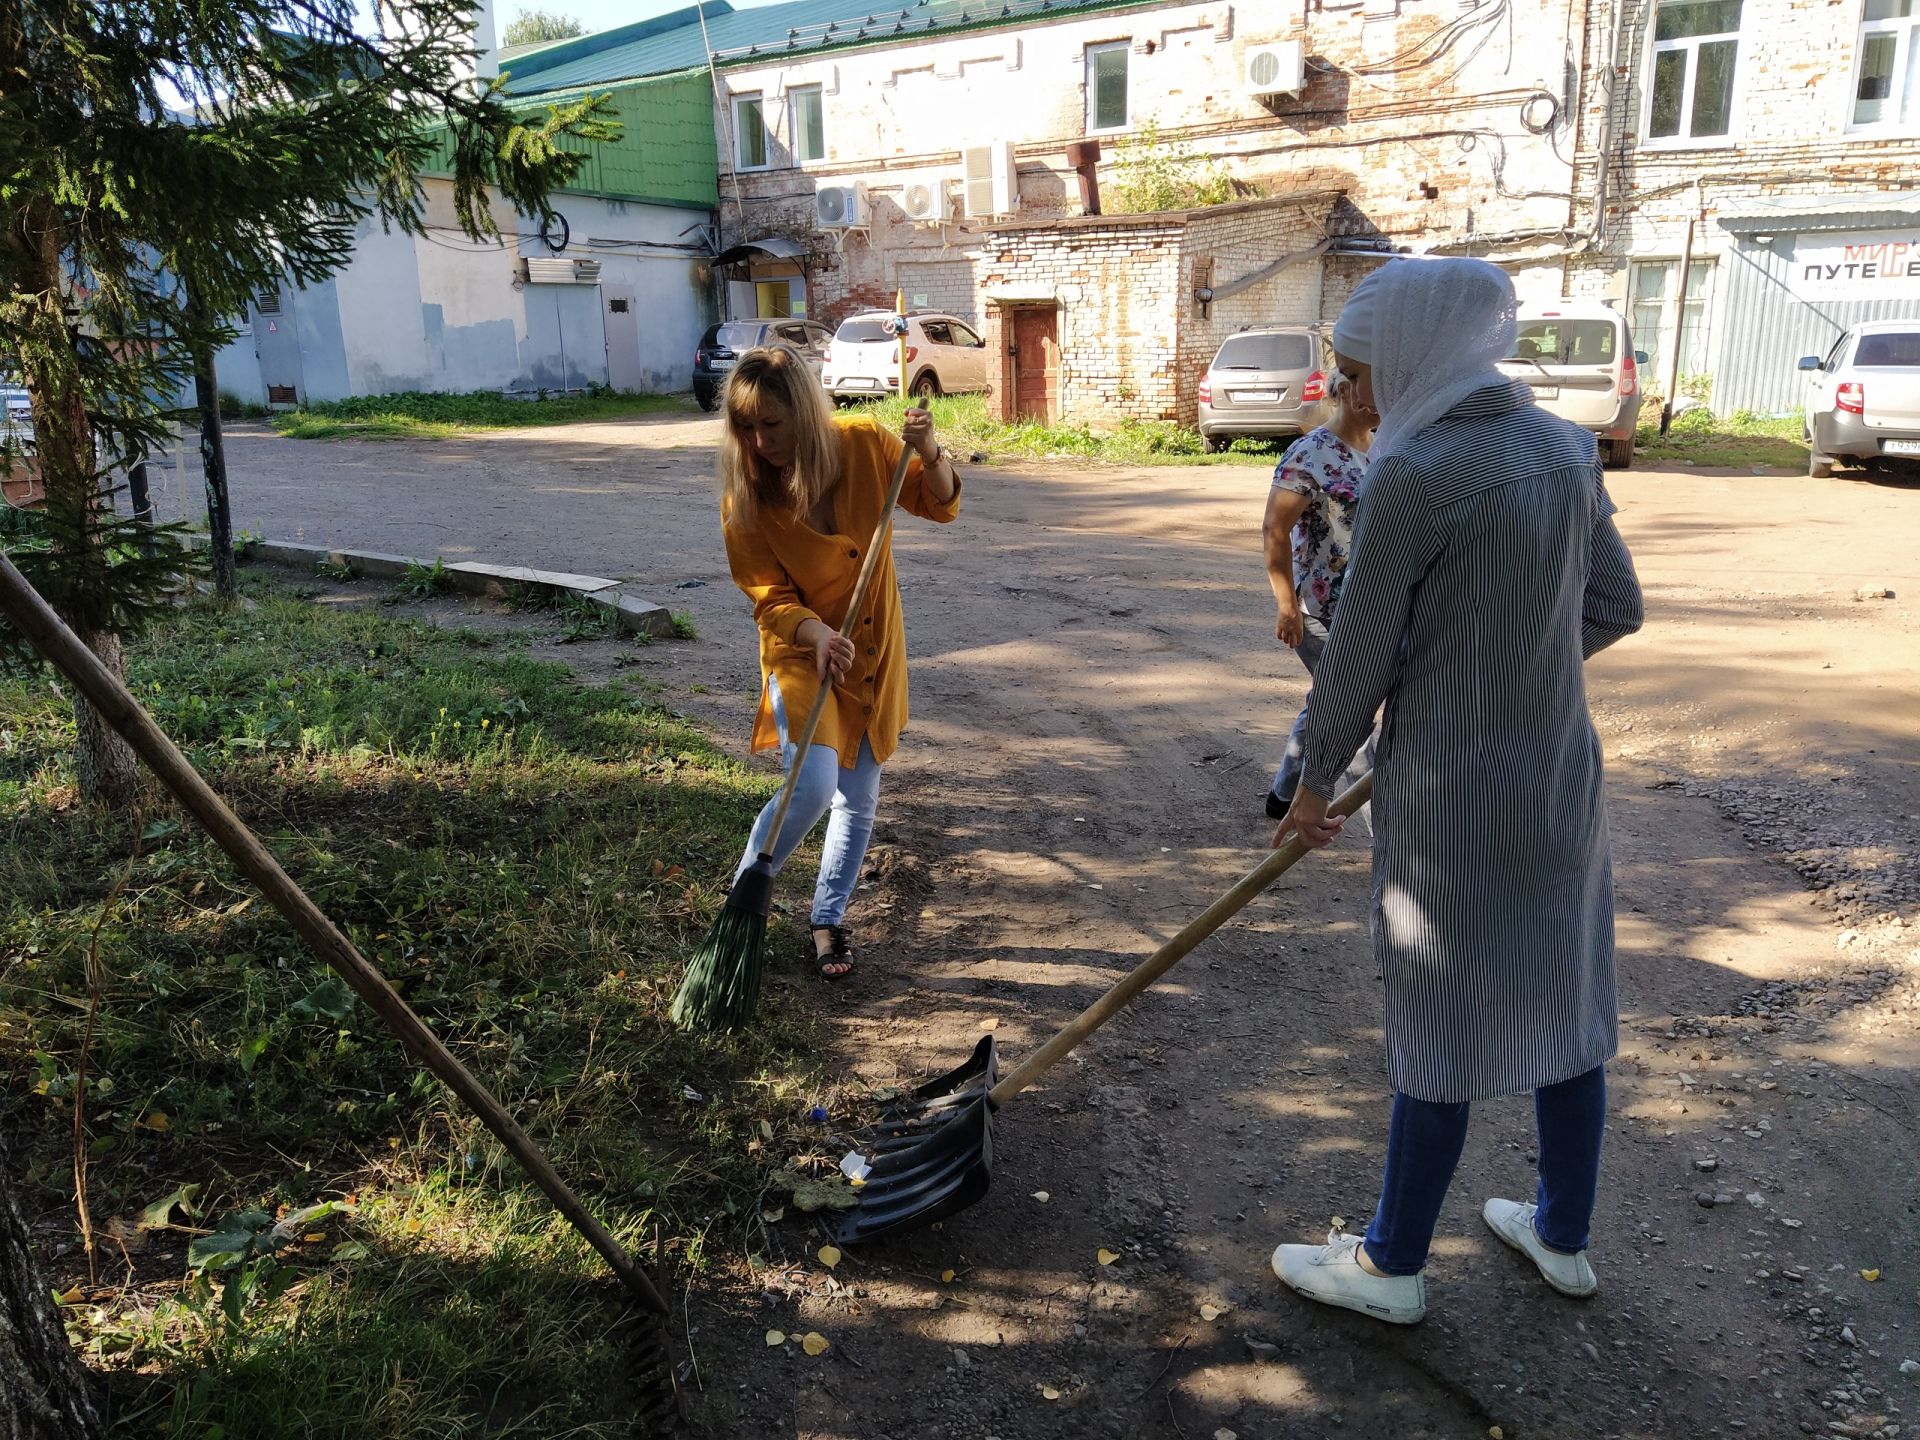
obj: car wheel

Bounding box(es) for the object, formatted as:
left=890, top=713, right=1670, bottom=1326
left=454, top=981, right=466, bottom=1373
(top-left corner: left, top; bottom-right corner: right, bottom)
left=911, top=371, right=941, bottom=400
left=1603, top=435, right=1633, bottom=470
left=1808, top=451, right=1834, bottom=479
left=1204, top=434, right=1230, bottom=454
left=694, top=384, right=721, bottom=414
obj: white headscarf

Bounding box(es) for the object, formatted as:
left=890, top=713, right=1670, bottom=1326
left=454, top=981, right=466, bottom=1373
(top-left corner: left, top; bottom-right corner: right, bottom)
left=1331, top=258, right=1518, bottom=467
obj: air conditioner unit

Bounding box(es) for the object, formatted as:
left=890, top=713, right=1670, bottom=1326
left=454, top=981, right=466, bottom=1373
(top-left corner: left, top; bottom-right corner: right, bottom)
left=960, top=141, right=1017, bottom=219
left=815, top=182, right=868, bottom=229
left=898, top=172, right=952, bottom=223
left=520, top=256, right=600, bottom=284
left=1243, top=40, right=1306, bottom=99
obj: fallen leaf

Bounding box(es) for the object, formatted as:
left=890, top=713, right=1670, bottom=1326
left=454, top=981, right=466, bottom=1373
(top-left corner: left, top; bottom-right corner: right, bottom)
left=801, top=1332, right=829, bottom=1356
left=941, top=1268, right=956, bottom=1283
left=103, top=1217, right=148, bottom=1255
left=1199, top=1301, right=1230, bottom=1321
left=817, top=1244, right=842, bottom=1269
left=1040, top=1385, right=1061, bottom=1401
left=760, top=1207, right=786, bottom=1224
left=980, top=1017, right=999, bottom=1031
left=1096, top=1247, right=1119, bottom=1266
left=55, top=1284, right=84, bottom=1305
left=139, top=1183, right=201, bottom=1230
left=301, top=1232, right=327, bottom=1243
left=759, top=1120, right=774, bottom=1141
left=1031, top=1191, right=1050, bottom=1204
left=765, top=1330, right=786, bottom=1347
left=138, top=1111, right=170, bottom=1133
left=1861, top=1268, right=1880, bottom=1282
left=1490, top=1428, right=1505, bottom=1440
left=330, top=1242, right=370, bottom=1262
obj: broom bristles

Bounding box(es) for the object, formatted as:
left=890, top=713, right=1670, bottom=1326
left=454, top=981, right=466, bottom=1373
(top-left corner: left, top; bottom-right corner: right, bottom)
left=671, top=902, right=768, bottom=1032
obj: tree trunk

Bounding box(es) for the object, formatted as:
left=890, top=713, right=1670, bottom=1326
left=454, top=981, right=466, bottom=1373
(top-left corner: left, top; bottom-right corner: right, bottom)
left=188, top=302, right=236, bottom=600
left=0, top=1140, right=106, bottom=1440
left=8, top=195, right=143, bottom=807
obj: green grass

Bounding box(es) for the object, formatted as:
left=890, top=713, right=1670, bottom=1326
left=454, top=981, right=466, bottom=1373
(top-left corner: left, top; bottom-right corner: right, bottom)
left=1634, top=407, right=1809, bottom=469
left=0, top=579, right=843, bottom=1437
left=270, top=388, right=691, bottom=441
left=859, top=391, right=1286, bottom=467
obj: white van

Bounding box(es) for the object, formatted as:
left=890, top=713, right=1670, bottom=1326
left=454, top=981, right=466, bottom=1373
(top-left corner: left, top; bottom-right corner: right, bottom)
left=1495, top=302, right=1645, bottom=469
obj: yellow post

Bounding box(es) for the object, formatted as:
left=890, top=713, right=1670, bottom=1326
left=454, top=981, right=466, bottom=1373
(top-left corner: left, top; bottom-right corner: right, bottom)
left=896, top=287, right=909, bottom=399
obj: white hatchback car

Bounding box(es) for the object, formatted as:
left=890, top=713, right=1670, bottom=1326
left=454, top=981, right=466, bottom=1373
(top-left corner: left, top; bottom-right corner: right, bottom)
left=822, top=312, right=992, bottom=402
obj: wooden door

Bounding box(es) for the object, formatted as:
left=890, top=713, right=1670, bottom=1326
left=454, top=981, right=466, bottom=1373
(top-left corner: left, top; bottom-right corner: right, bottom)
left=1010, top=307, right=1059, bottom=421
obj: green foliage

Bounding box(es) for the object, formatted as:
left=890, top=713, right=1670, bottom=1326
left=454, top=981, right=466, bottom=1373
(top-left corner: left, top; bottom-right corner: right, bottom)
left=314, top=556, right=357, bottom=582
left=554, top=591, right=611, bottom=642
left=503, top=6, right=586, bottom=45
left=3, top=582, right=832, bottom=1434
left=271, top=388, right=686, bottom=440
left=390, top=558, right=455, bottom=600
left=670, top=610, right=698, bottom=641
left=1635, top=407, right=1807, bottom=469
left=219, top=392, right=271, bottom=421
left=861, top=391, right=1281, bottom=468
left=1108, top=119, right=1240, bottom=215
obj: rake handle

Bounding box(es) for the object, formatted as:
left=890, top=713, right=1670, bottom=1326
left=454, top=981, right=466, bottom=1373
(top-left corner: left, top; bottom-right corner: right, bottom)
left=0, top=553, right=670, bottom=1317
left=989, top=771, right=1375, bottom=1107
left=759, top=438, right=917, bottom=853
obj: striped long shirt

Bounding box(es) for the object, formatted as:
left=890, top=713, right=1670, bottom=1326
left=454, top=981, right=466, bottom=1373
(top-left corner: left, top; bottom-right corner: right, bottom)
left=1300, top=381, right=1644, bottom=1103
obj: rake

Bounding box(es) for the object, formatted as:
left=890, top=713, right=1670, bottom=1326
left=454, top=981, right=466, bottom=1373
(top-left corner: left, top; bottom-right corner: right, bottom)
left=832, top=771, right=1375, bottom=1245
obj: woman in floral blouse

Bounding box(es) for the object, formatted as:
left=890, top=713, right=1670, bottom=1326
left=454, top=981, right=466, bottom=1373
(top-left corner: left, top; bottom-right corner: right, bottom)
left=1261, top=373, right=1378, bottom=819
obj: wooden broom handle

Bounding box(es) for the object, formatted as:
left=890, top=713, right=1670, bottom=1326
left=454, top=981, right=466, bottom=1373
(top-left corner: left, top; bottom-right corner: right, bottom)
left=0, top=554, right=670, bottom=1316
left=990, top=771, right=1375, bottom=1106
left=758, top=439, right=916, bottom=852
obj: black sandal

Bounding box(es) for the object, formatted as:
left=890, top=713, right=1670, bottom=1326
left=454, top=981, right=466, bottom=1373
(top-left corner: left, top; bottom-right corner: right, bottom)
left=811, top=925, right=855, bottom=980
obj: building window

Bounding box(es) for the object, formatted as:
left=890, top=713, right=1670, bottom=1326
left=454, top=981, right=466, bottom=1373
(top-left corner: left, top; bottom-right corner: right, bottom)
left=1628, top=258, right=1715, bottom=384
left=790, top=85, right=826, bottom=162
left=1085, top=41, right=1130, bottom=133
left=1646, top=0, right=1743, bottom=143
left=733, top=93, right=768, bottom=170
left=1853, top=0, right=1919, bottom=127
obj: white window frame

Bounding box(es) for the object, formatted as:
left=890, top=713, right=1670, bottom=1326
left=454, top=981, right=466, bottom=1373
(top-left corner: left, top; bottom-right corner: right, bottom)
left=1640, top=0, right=1745, bottom=150
left=1627, top=256, right=1717, bottom=383
left=732, top=92, right=769, bottom=172
left=789, top=84, right=826, bottom=163
left=1085, top=41, right=1130, bottom=134
left=1848, top=0, right=1920, bottom=132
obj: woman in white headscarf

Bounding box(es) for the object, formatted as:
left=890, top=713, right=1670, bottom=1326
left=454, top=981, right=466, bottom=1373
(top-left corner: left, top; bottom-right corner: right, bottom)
left=1268, top=258, right=1644, bottom=1325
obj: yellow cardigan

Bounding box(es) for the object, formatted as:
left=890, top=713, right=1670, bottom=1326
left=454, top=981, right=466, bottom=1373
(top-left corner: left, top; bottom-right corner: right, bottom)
left=722, top=416, right=962, bottom=768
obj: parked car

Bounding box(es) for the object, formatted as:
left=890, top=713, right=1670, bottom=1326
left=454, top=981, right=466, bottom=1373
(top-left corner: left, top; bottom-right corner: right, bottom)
left=1799, top=321, right=1920, bottom=477
left=822, top=311, right=991, bottom=402
left=1196, top=326, right=1327, bottom=452
left=1496, top=302, right=1643, bottom=470
left=692, top=318, right=832, bottom=411
left=1, top=374, right=33, bottom=452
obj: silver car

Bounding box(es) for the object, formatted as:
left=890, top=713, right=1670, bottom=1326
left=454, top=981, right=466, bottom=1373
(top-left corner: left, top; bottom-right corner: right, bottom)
left=1799, top=321, right=1920, bottom=477
left=1196, top=327, right=1328, bottom=452
left=1, top=374, right=33, bottom=453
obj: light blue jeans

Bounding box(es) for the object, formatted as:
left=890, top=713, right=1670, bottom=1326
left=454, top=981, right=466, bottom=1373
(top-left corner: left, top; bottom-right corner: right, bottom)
left=733, top=676, right=883, bottom=928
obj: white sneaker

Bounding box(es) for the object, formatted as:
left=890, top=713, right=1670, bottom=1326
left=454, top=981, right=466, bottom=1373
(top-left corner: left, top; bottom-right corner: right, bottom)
left=1271, top=1230, right=1427, bottom=1325
left=1481, top=1198, right=1598, bottom=1297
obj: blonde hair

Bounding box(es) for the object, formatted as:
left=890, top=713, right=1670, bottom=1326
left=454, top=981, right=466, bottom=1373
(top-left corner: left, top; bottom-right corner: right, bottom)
left=719, top=343, right=841, bottom=529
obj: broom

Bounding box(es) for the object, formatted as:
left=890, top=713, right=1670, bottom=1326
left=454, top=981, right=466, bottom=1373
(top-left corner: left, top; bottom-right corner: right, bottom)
left=673, top=293, right=919, bottom=1032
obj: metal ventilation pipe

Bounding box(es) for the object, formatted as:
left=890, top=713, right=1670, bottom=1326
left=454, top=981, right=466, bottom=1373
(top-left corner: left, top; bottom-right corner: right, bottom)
left=1065, top=139, right=1102, bottom=217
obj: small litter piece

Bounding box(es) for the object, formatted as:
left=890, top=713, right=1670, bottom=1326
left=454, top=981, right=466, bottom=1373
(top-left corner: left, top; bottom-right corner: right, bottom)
left=1199, top=1301, right=1230, bottom=1321
left=765, top=1330, right=786, bottom=1347
left=839, top=1151, right=873, bottom=1183
left=1861, top=1268, right=1881, bottom=1282
left=1097, top=1247, right=1120, bottom=1266
left=941, top=1268, right=956, bottom=1283
left=1040, top=1385, right=1062, bottom=1401
left=802, top=1332, right=829, bottom=1356
left=817, top=1244, right=843, bottom=1269
left=682, top=1085, right=703, bottom=1102
left=1031, top=1190, right=1051, bottom=1204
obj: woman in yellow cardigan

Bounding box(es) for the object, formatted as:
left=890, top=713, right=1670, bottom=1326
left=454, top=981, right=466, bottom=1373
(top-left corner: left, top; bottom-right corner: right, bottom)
left=719, top=344, right=962, bottom=979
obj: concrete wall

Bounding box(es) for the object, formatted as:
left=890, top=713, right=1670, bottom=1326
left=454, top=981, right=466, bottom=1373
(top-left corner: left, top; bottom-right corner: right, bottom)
left=715, top=0, right=1583, bottom=325
left=240, top=179, right=715, bottom=402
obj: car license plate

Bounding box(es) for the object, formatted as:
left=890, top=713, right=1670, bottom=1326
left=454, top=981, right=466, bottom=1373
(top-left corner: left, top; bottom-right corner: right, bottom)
left=1529, top=385, right=1560, bottom=400
left=1232, top=390, right=1281, bottom=403
left=846, top=378, right=879, bottom=389
left=711, top=356, right=735, bottom=369
left=1883, top=438, right=1920, bottom=457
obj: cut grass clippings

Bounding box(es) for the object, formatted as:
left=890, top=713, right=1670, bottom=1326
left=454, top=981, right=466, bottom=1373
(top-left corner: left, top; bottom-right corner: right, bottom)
left=0, top=576, right=834, bottom=1438
left=270, top=388, right=691, bottom=441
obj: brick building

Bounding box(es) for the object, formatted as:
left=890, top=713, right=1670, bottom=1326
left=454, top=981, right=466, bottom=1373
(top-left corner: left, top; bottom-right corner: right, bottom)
left=1566, top=0, right=1920, bottom=413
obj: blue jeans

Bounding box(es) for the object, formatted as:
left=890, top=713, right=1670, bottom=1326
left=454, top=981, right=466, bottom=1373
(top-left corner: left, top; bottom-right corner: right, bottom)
left=733, top=676, right=883, bottom=928
left=1269, top=611, right=1377, bottom=808
left=1363, top=1064, right=1608, bottom=1276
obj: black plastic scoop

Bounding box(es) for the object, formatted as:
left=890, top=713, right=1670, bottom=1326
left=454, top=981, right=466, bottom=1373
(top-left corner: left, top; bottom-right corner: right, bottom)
left=833, top=773, right=1374, bottom=1245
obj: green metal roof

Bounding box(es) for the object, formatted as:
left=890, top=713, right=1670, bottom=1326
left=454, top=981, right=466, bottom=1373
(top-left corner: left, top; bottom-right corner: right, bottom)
left=503, top=0, right=1147, bottom=95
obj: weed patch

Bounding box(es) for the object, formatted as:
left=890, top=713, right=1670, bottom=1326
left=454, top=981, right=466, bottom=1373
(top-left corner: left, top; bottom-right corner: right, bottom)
left=270, top=389, right=690, bottom=441
left=1635, top=408, right=1809, bottom=469
left=1, top=578, right=833, bottom=1436
left=856, top=392, right=1284, bottom=468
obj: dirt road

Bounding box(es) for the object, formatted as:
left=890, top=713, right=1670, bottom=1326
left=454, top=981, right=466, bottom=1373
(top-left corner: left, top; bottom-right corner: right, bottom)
left=181, top=414, right=1919, bottom=1439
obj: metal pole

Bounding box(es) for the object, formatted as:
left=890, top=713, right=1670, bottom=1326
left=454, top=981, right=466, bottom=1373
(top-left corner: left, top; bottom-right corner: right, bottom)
left=1659, top=201, right=1698, bottom=436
